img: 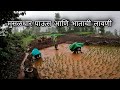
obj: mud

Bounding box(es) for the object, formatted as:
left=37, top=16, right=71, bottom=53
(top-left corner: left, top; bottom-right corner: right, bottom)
left=41, top=44, right=88, bottom=60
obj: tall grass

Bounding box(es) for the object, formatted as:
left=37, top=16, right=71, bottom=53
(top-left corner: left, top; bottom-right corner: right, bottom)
left=22, top=36, right=34, bottom=48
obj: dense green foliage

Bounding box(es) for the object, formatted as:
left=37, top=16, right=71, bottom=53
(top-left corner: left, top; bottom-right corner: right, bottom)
left=0, top=11, right=26, bottom=79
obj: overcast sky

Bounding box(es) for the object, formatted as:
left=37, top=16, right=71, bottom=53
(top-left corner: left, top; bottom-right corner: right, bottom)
left=19, top=11, right=120, bottom=33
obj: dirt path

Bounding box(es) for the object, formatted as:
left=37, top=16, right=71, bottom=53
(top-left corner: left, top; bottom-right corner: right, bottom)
left=18, top=53, right=29, bottom=79
left=21, top=53, right=29, bottom=67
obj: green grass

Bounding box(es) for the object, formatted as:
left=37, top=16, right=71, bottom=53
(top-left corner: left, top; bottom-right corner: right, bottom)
left=39, top=33, right=65, bottom=38
left=14, top=32, right=23, bottom=35
left=20, top=32, right=65, bottom=49
left=49, top=33, right=65, bottom=37
left=74, top=32, right=94, bottom=36
left=22, top=36, right=34, bottom=47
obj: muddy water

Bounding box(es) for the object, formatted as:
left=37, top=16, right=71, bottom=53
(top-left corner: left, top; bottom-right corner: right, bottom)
left=41, top=43, right=89, bottom=60
left=32, top=43, right=89, bottom=78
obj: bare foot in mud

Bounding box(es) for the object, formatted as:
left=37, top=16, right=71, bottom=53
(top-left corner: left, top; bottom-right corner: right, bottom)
left=73, top=52, right=78, bottom=54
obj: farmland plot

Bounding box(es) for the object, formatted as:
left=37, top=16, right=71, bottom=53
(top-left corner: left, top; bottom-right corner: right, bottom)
left=32, top=44, right=120, bottom=79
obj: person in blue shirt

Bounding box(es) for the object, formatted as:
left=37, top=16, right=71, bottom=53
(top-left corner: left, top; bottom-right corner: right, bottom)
left=31, top=48, right=41, bottom=59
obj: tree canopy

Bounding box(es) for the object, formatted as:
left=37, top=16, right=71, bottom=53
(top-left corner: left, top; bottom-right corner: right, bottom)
left=0, top=11, right=26, bottom=79
left=0, top=11, right=26, bottom=27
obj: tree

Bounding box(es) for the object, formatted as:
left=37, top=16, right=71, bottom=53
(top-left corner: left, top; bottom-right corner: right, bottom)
left=105, top=31, right=113, bottom=36
left=0, top=11, right=26, bottom=35
left=0, top=10, right=26, bottom=45
left=12, top=27, right=19, bottom=33
left=78, top=27, right=82, bottom=32
left=33, top=26, right=41, bottom=35
left=99, top=26, right=105, bottom=35
left=84, top=26, right=88, bottom=32
left=114, top=29, right=118, bottom=36
left=67, top=24, right=74, bottom=33
left=81, top=27, right=85, bottom=32
left=55, top=13, right=60, bottom=21
left=73, top=26, right=80, bottom=32
left=60, top=26, right=66, bottom=33
left=89, top=26, right=94, bottom=32
left=55, top=13, right=62, bottom=33
left=119, top=30, right=120, bottom=36
left=0, top=11, right=25, bottom=27
left=93, top=26, right=97, bottom=34
left=0, top=11, right=26, bottom=79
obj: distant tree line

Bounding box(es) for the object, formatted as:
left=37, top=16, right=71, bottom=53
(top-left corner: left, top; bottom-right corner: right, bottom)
left=54, top=13, right=120, bottom=37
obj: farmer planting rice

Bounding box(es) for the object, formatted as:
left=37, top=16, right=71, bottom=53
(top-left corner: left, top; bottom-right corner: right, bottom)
left=31, top=48, right=42, bottom=60
left=69, top=42, right=84, bottom=54
left=74, top=47, right=82, bottom=54
left=51, top=34, right=59, bottom=50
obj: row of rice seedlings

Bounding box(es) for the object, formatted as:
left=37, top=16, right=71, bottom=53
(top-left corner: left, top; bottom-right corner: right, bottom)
left=84, top=46, right=120, bottom=78
left=81, top=52, right=92, bottom=61
left=59, top=59, right=63, bottom=71
left=65, top=62, right=69, bottom=79
left=107, top=47, right=120, bottom=56
left=114, top=50, right=120, bottom=57
left=55, top=57, right=64, bottom=75
left=111, top=48, right=119, bottom=54
left=104, top=48, right=120, bottom=62
left=96, top=48, right=113, bottom=59
left=60, top=68, right=67, bottom=78
left=55, top=54, right=61, bottom=60
left=64, top=60, right=69, bottom=74
left=68, top=62, right=74, bottom=78
left=49, top=56, right=58, bottom=68
left=56, top=55, right=64, bottom=72
left=91, top=60, right=97, bottom=68
left=95, top=48, right=102, bottom=55
left=53, top=58, right=59, bottom=69
left=82, top=52, right=96, bottom=64
left=42, top=57, right=55, bottom=78
left=61, top=56, right=66, bottom=73
left=39, top=56, right=66, bottom=78
left=71, top=59, right=77, bottom=77
left=109, top=47, right=119, bottom=54
left=56, top=54, right=64, bottom=61
left=115, top=61, right=120, bottom=72
left=77, top=61, right=83, bottom=72
left=42, top=57, right=52, bottom=68
left=76, top=60, right=81, bottom=75
left=74, top=60, right=80, bottom=77
left=40, top=48, right=120, bottom=78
